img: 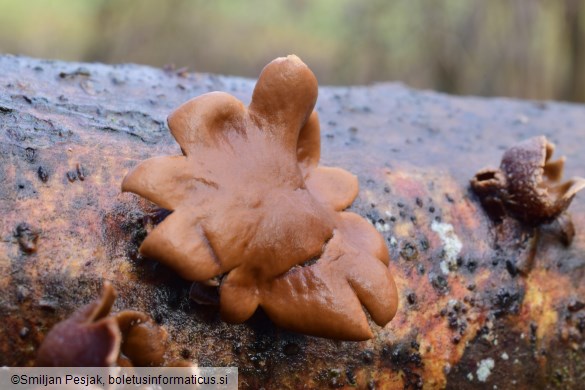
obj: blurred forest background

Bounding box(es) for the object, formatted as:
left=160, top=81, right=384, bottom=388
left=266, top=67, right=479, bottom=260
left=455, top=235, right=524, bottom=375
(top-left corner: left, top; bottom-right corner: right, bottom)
left=1, top=0, right=584, bottom=102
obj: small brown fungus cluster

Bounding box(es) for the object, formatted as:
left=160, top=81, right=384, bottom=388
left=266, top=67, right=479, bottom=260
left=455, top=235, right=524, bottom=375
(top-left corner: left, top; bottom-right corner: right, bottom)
left=471, top=136, right=585, bottom=273
left=471, top=136, right=585, bottom=226
left=36, top=282, right=167, bottom=367
left=122, top=55, right=398, bottom=340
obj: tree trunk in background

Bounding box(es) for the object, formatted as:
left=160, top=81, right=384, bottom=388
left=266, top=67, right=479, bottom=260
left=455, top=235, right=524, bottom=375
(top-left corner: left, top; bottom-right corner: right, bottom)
left=1, top=55, right=585, bottom=389
left=564, top=0, right=585, bottom=102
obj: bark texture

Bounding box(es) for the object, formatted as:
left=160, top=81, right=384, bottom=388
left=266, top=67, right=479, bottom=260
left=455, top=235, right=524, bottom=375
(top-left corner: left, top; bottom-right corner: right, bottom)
left=1, top=55, right=585, bottom=389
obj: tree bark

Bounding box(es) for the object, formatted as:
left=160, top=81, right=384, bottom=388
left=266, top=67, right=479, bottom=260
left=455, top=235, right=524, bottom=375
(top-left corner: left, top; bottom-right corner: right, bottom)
left=1, top=55, right=585, bottom=389
left=564, top=0, right=585, bottom=102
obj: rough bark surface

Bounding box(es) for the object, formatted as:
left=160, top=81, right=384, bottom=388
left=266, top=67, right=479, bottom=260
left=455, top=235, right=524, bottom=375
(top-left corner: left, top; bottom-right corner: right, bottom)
left=1, top=55, right=585, bottom=389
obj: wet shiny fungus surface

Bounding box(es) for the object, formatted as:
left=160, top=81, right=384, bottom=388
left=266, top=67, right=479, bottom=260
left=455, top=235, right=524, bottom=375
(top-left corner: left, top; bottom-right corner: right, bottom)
left=121, top=55, right=398, bottom=340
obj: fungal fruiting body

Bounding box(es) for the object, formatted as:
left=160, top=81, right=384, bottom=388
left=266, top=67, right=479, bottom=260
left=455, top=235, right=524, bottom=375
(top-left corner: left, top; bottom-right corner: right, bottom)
left=36, top=282, right=167, bottom=367
left=471, top=136, right=585, bottom=227
left=122, top=55, right=398, bottom=340
left=471, top=136, right=585, bottom=272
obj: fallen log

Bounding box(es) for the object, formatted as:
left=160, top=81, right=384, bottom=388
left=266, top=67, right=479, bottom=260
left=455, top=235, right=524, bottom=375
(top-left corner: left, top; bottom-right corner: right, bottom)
left=1, top=54, right=584, bottom=389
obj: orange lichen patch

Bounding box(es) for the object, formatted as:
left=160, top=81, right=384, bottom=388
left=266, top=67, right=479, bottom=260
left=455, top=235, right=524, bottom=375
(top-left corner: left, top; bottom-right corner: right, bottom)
left=121, top=55, right=397, bottom=340
left=375, top=370, right=410, bottom=389
left=516, top=268, right=576, bottom=345
left=36, top=282, right=167, bottom=367
left=378, top=168, right=497, bottom=387
left=471, top=136, right=585, bottom=226
left=402, top=274, right=487, bottom=387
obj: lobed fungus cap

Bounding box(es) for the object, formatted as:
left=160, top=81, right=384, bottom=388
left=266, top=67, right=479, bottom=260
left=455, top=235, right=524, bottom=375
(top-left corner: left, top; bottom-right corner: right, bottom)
left=122, top=55, right=398, bottom=340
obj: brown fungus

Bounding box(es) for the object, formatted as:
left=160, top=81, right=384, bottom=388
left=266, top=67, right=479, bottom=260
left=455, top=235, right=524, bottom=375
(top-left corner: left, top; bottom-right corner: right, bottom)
left=36, top=282, right=168, bottom=367
left=471, top=136, right=585, bottom=226
left=122, top=55, right=398, bottom=340
left=116, top=310, right=167, bottom=367
left=471, top=136, right=585, bottom=274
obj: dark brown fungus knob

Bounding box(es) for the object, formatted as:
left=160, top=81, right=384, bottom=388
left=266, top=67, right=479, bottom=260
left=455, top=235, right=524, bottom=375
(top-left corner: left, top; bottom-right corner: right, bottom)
left=36, top=282, right=121, bottom=367
left=471, top=136, right=585, bottom=226
left=116, top=311, right=168, bottom=367
left=122, top=55, right=398, bottom=340
left=36, top=282, right=168, bottom=367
